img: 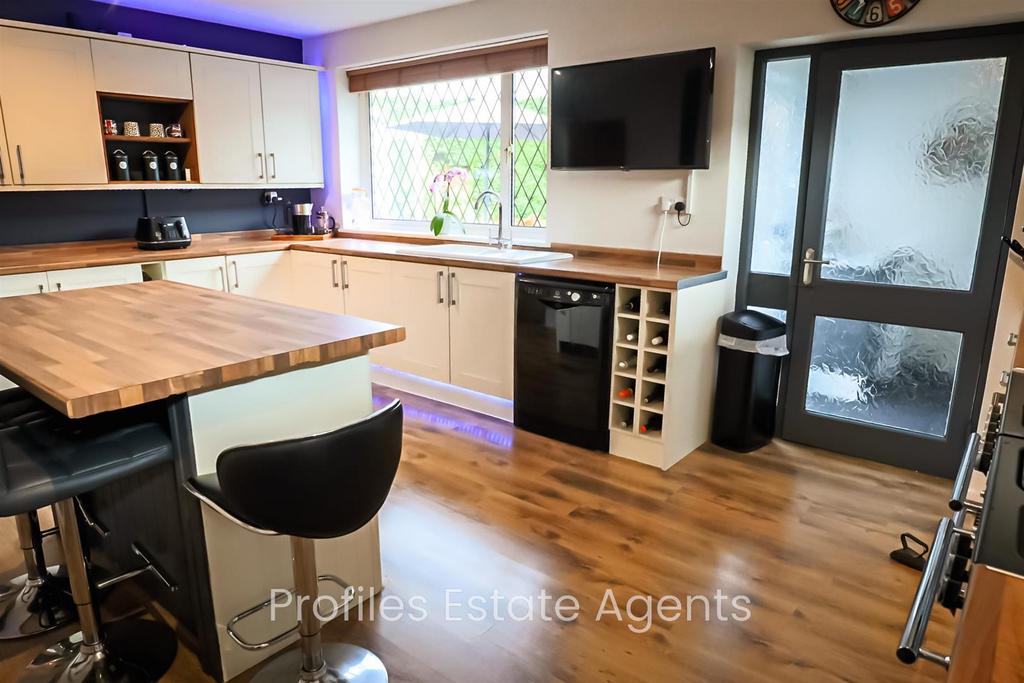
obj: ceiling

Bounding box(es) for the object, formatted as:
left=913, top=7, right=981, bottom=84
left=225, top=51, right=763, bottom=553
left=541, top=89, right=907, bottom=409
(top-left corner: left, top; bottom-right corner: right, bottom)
left=106, top=0, right=474, bottom=38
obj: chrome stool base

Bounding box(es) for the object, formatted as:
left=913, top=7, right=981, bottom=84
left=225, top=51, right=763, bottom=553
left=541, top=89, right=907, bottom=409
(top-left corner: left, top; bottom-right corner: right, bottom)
left=251, top=644, right=388, bottom=683
left=0, top=567, right=74, bottom=640
left=20, top=619, right=178, bottom=683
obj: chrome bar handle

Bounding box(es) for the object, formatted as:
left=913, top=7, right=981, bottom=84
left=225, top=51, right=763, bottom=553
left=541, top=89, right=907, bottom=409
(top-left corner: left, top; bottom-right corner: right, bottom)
left=449, top=271, right=456, bottom=306
left=232, top=261, right=240, bottom=289
left=437, top=270, right=444, bottom=303
left=898, top=517, right=954, bottom=668
left=341, top=259, right=350, bottom=289
left=217, top=266, right=226, bottom=292
left=269, top=152, right=277, bottom=179
left=37, top=284, right=44, bottom=294
left=331, top=259, right=340, bottom=288
left=257, top=152, right=265, bottom=179
left=949, top=432, right=981, bottom=512
left=16, top=145, right=25, bottom=183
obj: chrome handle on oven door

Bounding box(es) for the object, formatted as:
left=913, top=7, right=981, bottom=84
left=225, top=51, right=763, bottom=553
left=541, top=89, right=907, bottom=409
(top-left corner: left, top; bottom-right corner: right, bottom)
left=801, top=247, right=831, bottom=286
left=449, top=271, right=456, bottom=306
left=16, top=145, right=25, bottom=184
left=897, top=517, right=954, bottom=669
left=232, top=262, right=240, bottom=289
left=257, top=153, right=265, bottom=179
left=949, top=432, right=981, bottom=513
left=437, top=270, right=444, bottom=304
left=331, top=259, right=340, bottom=288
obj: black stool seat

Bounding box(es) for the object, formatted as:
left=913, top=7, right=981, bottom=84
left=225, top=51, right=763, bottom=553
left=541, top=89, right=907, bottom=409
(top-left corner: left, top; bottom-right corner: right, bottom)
left=0, top=388, right=52, bottom=428
left=0, top=404, right=173, bottom=517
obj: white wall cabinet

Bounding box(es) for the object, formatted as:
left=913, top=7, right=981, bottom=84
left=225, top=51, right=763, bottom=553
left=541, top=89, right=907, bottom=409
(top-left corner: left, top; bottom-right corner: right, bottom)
left=161, top=256, right=229, bottom=292
left=91, top=40, right=193, bottom=99
left=0, top=28, right=106, bottom=185
left=448, top=267, right=515, bottom=399
left=290, top=251, right=344, bottom=314
left=226, top=252, right=291, bottom=304
left=191, top=55, right=267, bottom=184
left=260, top=64, right=324, bottom=185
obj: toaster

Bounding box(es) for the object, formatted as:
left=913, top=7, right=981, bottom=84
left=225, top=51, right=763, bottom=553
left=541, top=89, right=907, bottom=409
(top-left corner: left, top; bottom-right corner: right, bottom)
left=136, top=216, right=191, bottom=251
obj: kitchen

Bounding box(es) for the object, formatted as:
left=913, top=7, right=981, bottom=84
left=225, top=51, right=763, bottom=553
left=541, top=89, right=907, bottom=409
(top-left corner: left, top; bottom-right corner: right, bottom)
left=1, top=0, right=1024, bottom=682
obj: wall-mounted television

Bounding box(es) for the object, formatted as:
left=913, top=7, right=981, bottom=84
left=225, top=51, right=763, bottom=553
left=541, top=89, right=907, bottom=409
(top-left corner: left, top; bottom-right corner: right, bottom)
left=550, top=48, right=715, bottom=170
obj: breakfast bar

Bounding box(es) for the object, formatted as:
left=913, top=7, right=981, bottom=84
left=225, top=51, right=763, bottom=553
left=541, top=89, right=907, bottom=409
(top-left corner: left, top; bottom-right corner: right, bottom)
left=0, top=281, right=404, bottom=681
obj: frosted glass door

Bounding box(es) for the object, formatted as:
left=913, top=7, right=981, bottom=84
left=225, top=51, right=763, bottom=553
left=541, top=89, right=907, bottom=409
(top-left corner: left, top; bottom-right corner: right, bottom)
left=781, top=34, right=1024, bottom=477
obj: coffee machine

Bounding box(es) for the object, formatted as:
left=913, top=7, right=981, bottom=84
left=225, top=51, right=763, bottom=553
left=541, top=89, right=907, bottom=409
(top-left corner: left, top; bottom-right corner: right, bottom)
left=289, top=203, right=313, bottom=235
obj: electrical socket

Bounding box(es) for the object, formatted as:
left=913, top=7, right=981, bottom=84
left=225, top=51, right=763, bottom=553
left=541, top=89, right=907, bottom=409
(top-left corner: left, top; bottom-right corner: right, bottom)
left=659, top=196, right=675, bottom=213
left=262, top=191, right=282, bottom=206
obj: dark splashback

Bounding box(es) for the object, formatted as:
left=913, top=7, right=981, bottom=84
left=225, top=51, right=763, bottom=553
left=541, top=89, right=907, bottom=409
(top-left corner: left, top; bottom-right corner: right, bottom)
left=0, top=189, right=311, bottom=246
left=0, top=0, right=303, bottom=62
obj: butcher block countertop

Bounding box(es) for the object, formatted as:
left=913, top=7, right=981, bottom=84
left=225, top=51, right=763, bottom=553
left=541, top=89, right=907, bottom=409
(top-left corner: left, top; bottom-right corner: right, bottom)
left=0, top=230, right=725, bottom=290
left=0, top=281, right=404, bottom=418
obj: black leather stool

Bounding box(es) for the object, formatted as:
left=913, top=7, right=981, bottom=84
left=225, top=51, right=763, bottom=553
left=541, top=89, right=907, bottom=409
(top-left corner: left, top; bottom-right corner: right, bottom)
left=0, top=388, right=74, bottom=639
left=0, top=399, right=179, bottom=683
left=186, top=399, right=403, bottom=683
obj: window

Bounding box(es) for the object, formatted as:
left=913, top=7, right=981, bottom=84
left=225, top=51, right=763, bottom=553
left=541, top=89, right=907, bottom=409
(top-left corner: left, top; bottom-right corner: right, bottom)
left=367, top=68, right=549, bottom=234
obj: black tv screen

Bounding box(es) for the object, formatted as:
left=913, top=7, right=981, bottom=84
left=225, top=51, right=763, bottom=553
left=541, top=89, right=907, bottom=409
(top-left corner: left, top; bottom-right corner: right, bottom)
left=550, top=48, right=715, bottom=170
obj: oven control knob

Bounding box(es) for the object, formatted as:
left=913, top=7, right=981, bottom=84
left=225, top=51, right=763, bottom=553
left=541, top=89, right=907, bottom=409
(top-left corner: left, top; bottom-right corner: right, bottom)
left=569, top=291, right=581, bottom=302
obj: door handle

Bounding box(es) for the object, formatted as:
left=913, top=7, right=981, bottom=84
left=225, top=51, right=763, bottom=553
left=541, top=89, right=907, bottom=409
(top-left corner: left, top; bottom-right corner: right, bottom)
left=269, top=152, right=277, bottom=179
left=232, top=261, right=240, bottom=289
left=257, top=153, right=265, bottom=179
left=55, top=282, right=62, bottom=292
left=341, top=260, right=350, bottom=289
left=449, top=271, right=456, bottom=307
left=16, top=145, right=25, bottom=184
left=801, top=247, right=831, bottom=286
left=37, top=284, right=44, bottom=293
left=331, top=259, right=340, bottom=288
left=437, top=270, right=444, bottom=304
left=217, top=266, right=226, bottom=291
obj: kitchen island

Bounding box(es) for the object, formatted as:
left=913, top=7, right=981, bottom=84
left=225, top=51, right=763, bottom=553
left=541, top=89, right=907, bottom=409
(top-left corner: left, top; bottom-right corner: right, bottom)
left=0, top=281, right=404, bottom=681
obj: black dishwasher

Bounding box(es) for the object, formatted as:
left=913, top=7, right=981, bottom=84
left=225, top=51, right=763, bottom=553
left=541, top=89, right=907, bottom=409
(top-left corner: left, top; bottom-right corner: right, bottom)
left=514, top=275, right=615, bottom=450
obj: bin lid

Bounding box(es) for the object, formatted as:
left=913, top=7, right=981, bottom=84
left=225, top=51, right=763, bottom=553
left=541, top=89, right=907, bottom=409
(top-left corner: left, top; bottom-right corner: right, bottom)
left=719, top=310, right=786, bottom=341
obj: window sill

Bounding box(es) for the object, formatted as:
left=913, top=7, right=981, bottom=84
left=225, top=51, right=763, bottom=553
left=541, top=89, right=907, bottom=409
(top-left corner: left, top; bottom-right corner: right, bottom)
left=344, top=224, right=550, bottom=248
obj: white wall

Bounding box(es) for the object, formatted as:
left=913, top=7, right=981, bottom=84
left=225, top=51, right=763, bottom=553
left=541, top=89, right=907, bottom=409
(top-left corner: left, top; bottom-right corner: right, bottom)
left=305, top=0, right=1024, bottom=267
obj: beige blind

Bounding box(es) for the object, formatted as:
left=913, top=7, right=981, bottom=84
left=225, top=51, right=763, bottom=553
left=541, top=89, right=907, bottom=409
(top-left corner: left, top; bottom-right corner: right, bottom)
left=347, top=37, right=547, bottom=92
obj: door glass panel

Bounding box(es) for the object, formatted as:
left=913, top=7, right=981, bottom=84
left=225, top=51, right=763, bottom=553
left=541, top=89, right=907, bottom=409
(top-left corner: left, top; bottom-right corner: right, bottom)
left=805, top=316, right=962, bottom=437
left=749, top=58, right=811, bottom=275
left=821, top=58, right=1006, bottom=290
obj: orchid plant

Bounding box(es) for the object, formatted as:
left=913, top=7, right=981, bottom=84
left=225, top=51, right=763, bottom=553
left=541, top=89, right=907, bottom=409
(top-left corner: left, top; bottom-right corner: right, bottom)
left=428, top=167, right=468, bottom=236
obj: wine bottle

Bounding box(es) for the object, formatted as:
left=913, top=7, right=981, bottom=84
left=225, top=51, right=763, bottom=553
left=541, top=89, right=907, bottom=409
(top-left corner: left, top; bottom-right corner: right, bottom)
left=642, top=386, right=664, bottom=405
left=625, top=330, right=638, bottom=342
left=617, top=419, right=631, bottom=429
left=639, top=415, right=663, bottom=434
left=623, top=295, right=641, bottom=312
left=646, top=357, right=666, bottom=374
left=658, top=300, right=671, bottom=316
left=617, top=354, right=637, bottom=369
left=617, top=387, right=634, bottom=399
left=649, top=334, right=666, bottom=346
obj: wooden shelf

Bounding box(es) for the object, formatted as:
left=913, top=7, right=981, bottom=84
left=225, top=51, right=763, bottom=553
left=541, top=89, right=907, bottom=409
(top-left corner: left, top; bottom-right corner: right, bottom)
left=612, top=398, right=635, bottom=408
left=104, top=135, right=192, bottom=144
left=108, top=180, right=198, bottom=185
left=643, top=346, right=668, bottom=355
left=640, top=401, right=664, bottom=414
left=98, top=91, right=191, bottom=104
left=617, top=312, right=640, bottom=320
left=616, top=342, right=638, bottom=351
left=646, top=316, right=671, bottom=325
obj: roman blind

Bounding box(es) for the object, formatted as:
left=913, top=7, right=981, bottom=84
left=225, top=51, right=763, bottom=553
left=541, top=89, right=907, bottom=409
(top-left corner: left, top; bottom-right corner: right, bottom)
left=347, top=37, right=547, bottom=92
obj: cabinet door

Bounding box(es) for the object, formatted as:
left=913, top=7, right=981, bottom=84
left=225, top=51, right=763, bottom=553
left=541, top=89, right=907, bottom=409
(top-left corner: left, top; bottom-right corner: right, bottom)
left=163, top=256, right=228, bottom=292
left=448, top=267, right=515, bottom=399
left=291, top=251, right=344, bottom=314
left=343, top=256, right=396, bottom=365
left=191, top=54, right=266, bottom=184
left=47, top=264, right=143, bottom=292
left=226, top=252, right=291, bottom=304
left=0, top=28, right=106, bottom=185
left=387, top=261, right=450, bottom=383
left=92, top=40, right=192, bottom=99
left=260, top=64, right=323, bottom=185
left=0, top=272, right=49, bottom=390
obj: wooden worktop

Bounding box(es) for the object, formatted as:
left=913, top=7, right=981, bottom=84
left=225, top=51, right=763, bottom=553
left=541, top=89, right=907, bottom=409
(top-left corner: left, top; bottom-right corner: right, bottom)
left=0, top=281, right=404, bottom=418
left=0, top=230, right=725, bottom=290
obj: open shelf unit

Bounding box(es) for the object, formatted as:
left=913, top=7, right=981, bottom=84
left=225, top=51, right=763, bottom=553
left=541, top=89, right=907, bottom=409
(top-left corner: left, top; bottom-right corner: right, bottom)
left=97, top=92, right=200, bottom=184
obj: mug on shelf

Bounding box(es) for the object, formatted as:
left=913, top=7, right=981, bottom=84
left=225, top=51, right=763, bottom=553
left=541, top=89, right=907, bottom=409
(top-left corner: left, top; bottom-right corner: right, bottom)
left=148, top=123, right=166, bottom=138
left=103, top=119, right=118, bottom=135
left=123, top=121, right=141, bottom=137
left=166, top=123, right=184, bottom=138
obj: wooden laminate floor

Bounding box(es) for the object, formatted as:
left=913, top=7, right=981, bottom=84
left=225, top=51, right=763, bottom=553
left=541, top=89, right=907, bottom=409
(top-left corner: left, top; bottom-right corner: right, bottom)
left=0, top=386, right=953, bottom=682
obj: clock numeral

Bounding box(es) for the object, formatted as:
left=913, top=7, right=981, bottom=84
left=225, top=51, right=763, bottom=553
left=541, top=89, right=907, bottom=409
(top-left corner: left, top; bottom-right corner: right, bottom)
left=886, top=0, right=905, bottom=16
left=866, top=1, right=885, bottom=23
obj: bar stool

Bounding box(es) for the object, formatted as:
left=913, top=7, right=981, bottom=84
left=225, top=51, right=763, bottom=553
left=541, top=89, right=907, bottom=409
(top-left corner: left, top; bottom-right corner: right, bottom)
left=0, top=400, right=179, bottom=682
left=186, top=399, right=404, bottom=683
left=0, top=388, right=74, bottom=639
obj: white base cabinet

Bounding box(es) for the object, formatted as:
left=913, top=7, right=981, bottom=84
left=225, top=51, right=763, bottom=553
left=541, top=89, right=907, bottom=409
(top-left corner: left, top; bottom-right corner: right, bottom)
left=159, top=256, right=229, bottom=292
left=388, top=261, right=451, bottom=383
left=226, top=252, right=292, bottom=304
left=290, top=251, right=344, bottom=314
left=448, top=267, right=515, bottom=400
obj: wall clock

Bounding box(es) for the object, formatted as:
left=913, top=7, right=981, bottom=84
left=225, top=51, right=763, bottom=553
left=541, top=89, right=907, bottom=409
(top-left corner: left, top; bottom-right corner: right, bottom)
left=831, top=0, right=921, bottom=27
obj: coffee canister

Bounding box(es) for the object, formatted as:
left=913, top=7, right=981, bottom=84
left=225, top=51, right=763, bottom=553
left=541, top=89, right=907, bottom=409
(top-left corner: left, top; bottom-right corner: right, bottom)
left=123, top=121, right=141, bottom=137
left=110, top=149, right=130, bottom=181
left=163, top=151, right=182, bottom=181
left=142, top=150, right=161, bottom=181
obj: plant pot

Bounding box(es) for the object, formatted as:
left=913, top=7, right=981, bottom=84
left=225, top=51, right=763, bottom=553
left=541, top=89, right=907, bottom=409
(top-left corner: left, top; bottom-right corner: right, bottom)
left=430, top=212, right=464, bottom=236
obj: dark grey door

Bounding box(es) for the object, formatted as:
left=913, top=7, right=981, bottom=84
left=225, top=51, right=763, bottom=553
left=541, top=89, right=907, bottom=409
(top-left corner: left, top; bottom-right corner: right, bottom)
left=780, top=35, right=1024, bottom=477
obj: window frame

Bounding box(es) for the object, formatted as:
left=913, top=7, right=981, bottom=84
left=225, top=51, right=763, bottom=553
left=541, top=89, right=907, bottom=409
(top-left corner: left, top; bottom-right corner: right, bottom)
left=357, top=70, right=550, bottom=245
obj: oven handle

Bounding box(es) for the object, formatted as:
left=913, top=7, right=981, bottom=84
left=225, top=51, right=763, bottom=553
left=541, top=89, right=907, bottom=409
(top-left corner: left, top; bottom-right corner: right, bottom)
left=897, top=517, right=954, bottom=669
left=949, top=432, right=981, bottom=513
